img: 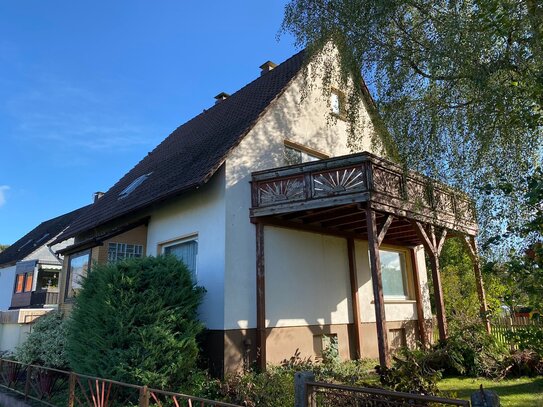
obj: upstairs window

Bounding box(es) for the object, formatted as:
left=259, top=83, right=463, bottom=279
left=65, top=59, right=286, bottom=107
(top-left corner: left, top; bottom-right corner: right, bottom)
left=330, top=88, right=346, bottom=117
left=283, top=141, right=327, bottom=166
left=15, top=274, right=24, bottom=293
left=24, top=272, right=33, bottom=292
left=162, top=237, right=198, bottom=278
left=108, top=243, right=143, bottom=263
left=66, top=250, right=90, bottom=299
left=379, top=250, right=409, bottom=299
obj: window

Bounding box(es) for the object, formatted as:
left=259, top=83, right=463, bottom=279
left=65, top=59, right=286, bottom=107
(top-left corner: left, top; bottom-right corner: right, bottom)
left=15, top=274, right=24, bottom=293
left=379, top=250, right=409, bottom=298
left=283, top=142, right=327, bottom=166
left=162, top=238, right=198, bottom=277
left=118, top=172, right=152, bottom=199
left=24, top=273, right=33, bottom=292
left=66, top=250, right=90, bottom=299
left=330, top=88, right=346, bottom=117
left=108, top=242, right=143, bottom=263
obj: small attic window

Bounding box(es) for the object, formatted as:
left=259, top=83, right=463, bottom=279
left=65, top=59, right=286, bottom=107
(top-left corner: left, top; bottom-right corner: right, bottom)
left=331, top=88, right=346, bottom=117
left=118, top=173, right=152, bottom=200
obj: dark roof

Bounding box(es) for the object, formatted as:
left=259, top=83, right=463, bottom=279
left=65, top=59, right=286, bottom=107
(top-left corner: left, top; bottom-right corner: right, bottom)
left=54, top=49, right=306, bottom=242
left=0, top=205, right=90, bottom=267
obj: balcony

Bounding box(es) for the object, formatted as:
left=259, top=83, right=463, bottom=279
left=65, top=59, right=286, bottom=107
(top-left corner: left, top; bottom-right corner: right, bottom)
left=250, top=152, right=477, bottom=240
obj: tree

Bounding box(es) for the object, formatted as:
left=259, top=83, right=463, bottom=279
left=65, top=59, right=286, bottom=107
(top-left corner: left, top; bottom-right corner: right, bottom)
left=67, top=256, right=205, bottom=390
left=282, top=0, right=542, bottom=251
left=0, top=244, right=9, bottom=253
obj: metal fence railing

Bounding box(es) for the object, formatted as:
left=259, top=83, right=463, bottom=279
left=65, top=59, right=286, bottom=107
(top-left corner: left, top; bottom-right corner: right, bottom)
left=0, top=358, right=241, bottom=407
left=305, top=381, right=470, bottom=407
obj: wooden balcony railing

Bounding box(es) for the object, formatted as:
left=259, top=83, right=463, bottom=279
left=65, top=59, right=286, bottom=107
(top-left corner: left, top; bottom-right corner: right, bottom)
left=251, top=152, right=477, bottom=234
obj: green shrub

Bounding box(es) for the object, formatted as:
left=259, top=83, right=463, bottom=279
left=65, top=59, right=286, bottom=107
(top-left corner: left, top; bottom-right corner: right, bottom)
left=66, top=255, right=205, bottom=390
left=379, top=348, right=442, bottom=395
left=15, top=311, right=68, bottom=368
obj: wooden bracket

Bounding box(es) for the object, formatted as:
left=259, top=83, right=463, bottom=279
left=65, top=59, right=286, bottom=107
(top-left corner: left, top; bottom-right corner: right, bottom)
left=377, top=215, right=394, bottom=246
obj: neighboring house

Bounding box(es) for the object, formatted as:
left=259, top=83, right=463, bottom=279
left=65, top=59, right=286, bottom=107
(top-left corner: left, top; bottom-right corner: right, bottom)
left=0, top=206, right=88, bottom=353
left=52, top=48, right=482, bottom=376
left=0, top=206, right=88, bottom=311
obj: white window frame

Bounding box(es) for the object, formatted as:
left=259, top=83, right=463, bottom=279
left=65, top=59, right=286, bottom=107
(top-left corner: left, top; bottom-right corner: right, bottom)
left=375, top=248, right=411, bottom=300
left=330, top=88, right=346, bottom=117
left=159, top=234, right=199, bottom=278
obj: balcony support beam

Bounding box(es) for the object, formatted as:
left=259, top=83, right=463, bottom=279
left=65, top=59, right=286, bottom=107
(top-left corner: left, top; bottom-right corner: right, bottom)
left=366, top=206, right=391, bottom=368
left=411, top=221, right=448, bottom=341
left=255, top=222, right=267, bottom=371
left=463, top=236, right=491, bottom=334
left=347, top=237, right=362, bottom=359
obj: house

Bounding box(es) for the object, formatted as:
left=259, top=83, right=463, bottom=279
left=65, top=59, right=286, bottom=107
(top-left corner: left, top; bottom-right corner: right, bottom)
left=0, top=206, right=88, bottom=352
left=52, top=48, right=487, bottom=376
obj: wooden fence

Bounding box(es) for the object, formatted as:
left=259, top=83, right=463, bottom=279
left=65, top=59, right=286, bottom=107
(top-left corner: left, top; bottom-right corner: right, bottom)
left=491, top=316, right=543, bottom=347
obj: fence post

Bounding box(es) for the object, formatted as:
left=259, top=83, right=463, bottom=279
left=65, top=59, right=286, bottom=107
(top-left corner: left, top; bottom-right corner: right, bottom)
left=139, top=385, right=150, bottom=407
left=68, top=372, right=76, bottom=407
left=24, top=365, right=31, bottom=400
left=294, top=371, right=315, bottom=407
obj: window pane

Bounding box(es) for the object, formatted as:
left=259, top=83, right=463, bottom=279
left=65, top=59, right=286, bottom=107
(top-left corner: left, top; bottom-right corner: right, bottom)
left=284, top=146, right=302, bottom=165
left=24, top=273, right=33, bottom=292
left=68, top=252, right=90, bottom=297
left=380, top=250, right=407, bottom=297
left=164, top=240, right=198, bottom=276
left=331, top=92, right=341, bottom=114
left=108, top=242, right=143, bottom=262
left=15, top=275, right=24, bottom=293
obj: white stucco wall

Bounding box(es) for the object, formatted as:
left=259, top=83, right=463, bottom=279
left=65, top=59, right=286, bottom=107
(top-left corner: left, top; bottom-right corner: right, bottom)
left=146, top=167, right=226, bottom=330
left=0, top=323, right=31, bottom=353
left=0, top=265, right=15, bottom=311
left=265, top=227, right=352, bottom=328
left=223, top=52, right=379, bottom=330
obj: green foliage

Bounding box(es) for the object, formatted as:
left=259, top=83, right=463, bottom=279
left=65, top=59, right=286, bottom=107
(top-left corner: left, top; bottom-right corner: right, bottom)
left=15, top=311, right=68, bottom=369
left=380, top=348, right=442, bottom=395
left=437, top=238, right=506, bottom=326
left=66, top=255, right=205, bottom=390
left=505, top=327, right=543, bottom=356
left=282, top=0, right=542, bottom=252
left=0, top=244, right=9, bottom=253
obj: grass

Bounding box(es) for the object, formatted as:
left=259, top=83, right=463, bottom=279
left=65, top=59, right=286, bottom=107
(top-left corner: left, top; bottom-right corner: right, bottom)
left=438, top=376, right=543, bottom=407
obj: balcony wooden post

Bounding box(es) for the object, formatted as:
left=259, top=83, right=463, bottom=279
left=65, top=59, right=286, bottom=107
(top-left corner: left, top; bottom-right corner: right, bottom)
left=366, top=207, right=391, bottom=368
left=410, top=247, right=428, bottom=347
left=347, top=238, right=362, bottom=359
left=411, top=221, right=448, bottom=341
left=463, top=236, right=491, bottom=334
left=255, top=222, right=267, bottom=371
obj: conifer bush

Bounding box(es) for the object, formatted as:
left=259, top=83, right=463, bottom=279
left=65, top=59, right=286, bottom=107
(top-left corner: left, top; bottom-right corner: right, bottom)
left=15, top=311, right=68, bottom=368
left=66, top=255, right=205, bottom=389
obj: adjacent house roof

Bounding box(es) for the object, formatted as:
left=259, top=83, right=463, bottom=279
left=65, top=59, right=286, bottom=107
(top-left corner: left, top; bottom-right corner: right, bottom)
left=53, top=49, right=307, bottom=243
left=0, top=205, right=90, bottom=268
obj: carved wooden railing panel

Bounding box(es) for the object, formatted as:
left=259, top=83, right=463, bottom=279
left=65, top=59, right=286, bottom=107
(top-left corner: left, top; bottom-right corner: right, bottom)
left=257, top=175, right=305, bottom=206
left=312, top=166, right=367, bottom=197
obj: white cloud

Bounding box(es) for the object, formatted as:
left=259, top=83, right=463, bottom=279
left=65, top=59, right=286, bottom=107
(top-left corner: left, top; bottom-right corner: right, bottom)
left=0, top=186, right=10, bottom=207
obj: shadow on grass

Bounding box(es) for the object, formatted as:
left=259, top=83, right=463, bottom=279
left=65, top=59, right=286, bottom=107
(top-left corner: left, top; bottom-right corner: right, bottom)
left=440, top=377, right=543, bottom=403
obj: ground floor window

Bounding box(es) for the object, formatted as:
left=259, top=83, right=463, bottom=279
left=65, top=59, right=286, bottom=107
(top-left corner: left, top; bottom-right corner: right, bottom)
left=162, top=237, right=198, bottom=277
left=379, top=249, right=409, bottom=299
left=66, top=250, right=90, bottom=299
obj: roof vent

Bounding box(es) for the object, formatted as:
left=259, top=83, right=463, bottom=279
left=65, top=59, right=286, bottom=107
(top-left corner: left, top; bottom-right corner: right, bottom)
left=259, top=60, right=277, bottom=75
left=93, top=191, right=104, bottom=203
left=214, top=92, right=230, bottom=104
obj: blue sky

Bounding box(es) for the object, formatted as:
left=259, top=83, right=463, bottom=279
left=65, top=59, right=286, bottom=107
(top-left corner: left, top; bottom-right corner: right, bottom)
left=0, top=1, right=297, bottom=244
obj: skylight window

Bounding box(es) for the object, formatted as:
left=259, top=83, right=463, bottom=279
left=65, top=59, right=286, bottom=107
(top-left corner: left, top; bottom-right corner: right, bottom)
left=118, top=173, right=152, bottom=200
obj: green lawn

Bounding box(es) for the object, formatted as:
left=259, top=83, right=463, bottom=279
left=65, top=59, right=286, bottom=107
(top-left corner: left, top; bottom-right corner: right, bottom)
left=438, top=377, right=543, bottom=407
